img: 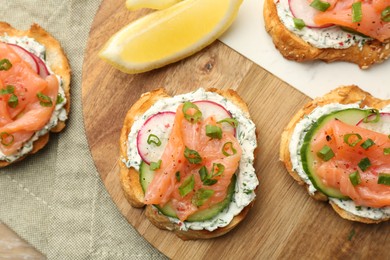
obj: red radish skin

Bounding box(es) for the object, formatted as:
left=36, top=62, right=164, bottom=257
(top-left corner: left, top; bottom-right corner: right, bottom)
left=194, top=100, right=235, bottom=135
left=137, top=112, right=176, bottom=165
left=31, top=54, right=50, bottom=78
left=8, top=44, right=39, bottom=73
left=288, top=0, right=333, bottom=28
left=357, top=112, right=390, bottom=135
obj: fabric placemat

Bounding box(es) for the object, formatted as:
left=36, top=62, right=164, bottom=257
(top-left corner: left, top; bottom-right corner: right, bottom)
left=0, top=1, right=165, bottom=259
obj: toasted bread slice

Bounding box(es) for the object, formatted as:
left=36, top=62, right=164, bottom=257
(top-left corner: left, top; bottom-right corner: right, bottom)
left=280, top=85, right=390, bottom=223
left=263, top=0, right=390, bottom=69
left=119, top=88, right=255, bottom=240
left=0, top=22, right=71, bottom=167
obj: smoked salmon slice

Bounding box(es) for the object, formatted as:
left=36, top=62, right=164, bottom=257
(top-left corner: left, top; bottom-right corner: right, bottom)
left=0, top=42, right=58, bottom=156
left=144, top=103, right=242, bottom=221
left=311, top=119, right=390, bottom=208
left=313, top=0, right=390, bottom=42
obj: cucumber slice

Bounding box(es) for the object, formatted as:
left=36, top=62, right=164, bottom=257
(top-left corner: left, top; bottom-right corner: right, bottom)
left=139, top=161, right=235, bottom=222
left=300, top=108, right=368, bottom=198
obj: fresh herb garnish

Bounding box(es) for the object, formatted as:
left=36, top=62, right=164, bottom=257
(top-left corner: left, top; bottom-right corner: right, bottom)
left=0, top=132, right=14, bottom=146
left=217, top=118, right=239, bottom=128
left=147, top=134, right=161, bottom=146
left=0, top=58, right=12, bottom=71
left=37, top=92, right=53, bottom=107
left=206, top=125, right=222, bottom=139
left=182, top=101, right=202, bottom=123
left=184, top=147, right=202, bottom=164
left=317, top=145, right=335, bottom=161
left=149, top=160, right=161, bottom=171
left=358, top=157, right=371, bottom=172
left=222, top=142, right=237, bottom=156
left=192, top=188, right=214, bottom=207
left=178, top=174, right=195, bottom=197
left=343, top=133, right=362, bottom=147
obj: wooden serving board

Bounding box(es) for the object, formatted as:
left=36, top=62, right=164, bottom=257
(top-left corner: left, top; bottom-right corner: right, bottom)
left=81, top=1, right=389, bottom=259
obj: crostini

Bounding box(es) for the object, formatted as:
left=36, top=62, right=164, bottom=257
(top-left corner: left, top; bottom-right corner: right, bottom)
left=281, top=86, right=390, bottom=223
left=0, top=22, right=70, bottom=167
left=264, top=0, right=390, bottom=69
left=119, top=88, right=258, bottom=240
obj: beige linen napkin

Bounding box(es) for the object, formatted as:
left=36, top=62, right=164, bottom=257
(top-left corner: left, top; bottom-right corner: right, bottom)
left=0, top=1, right=165, bottom=259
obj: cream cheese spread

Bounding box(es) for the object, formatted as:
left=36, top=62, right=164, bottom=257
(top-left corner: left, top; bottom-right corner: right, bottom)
left=289, top=103, right=390, bottom=220
left=275, top=0, right=369, bottom=49
left=0, top=35, right=67, bottom=162
left=124, top=88, right=258, bottom=231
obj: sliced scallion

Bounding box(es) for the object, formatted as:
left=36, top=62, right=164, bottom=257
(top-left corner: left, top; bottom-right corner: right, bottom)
left=217, top=118, right=239, bottom=128
left=349, top=171, right=361, bottom=186
left=0, top=132, right=14, bottom=146
left=317, top=145, right=335, bottom=161
left=149, top=160, right=161, bottom=171
left=0, top=59, right=12, bottom=71
left=352, top=2, right=362, bottom=23
left=0, top=85, right=15, bottom=95
left=293, top=18, right=306, bottom=30
left=7, top=94, right=18, bottom=108
left=178, top=174, right=194, bottom=197
left=184, top=146, right=202, bottom=164
left=358, top=157, right=371, bottom=172
left=147, top=134, right=161, bottom=146
left=343, top=133, right=362, bottom=147
left=206, top=125, right=222, bottom=139
left=56, top=94, right=64, bottom=104
left=363, top=109, right=380, bottom=123
left=182, top=101, right=202, bottom=123
left=222, top=142, right=237, bottom=156
left=384, top=147, right=390, bottom=155
left=360, top=138, right=375, bottom=150
left=378, top=173, right=390, bottom=186
left=381, top=6, right=390, bottom=22
left=212, top=163, right=225, bottom=177
left=192, top=188, right=214, bottom=207
left=175, top=171, right=181, bottom=182
left=310, top=0, right=331, bottom=12
left=37, top=92, right=53, bottom=107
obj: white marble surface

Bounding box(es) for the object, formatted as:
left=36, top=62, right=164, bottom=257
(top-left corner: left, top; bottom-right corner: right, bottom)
left=219, top=0, right=389, bottom=99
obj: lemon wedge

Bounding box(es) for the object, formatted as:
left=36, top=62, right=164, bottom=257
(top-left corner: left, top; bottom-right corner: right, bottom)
left=99, top=0, right=243, bottom=74
left=126, top=0, right=182, bottom=10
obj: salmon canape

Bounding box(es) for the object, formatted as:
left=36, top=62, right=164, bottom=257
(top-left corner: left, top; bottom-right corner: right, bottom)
left=281, top=86, right=390, bottom=223
left=0, top=23, right=70, bottom=166
left=119, top=88, right=258, bottom=240
left=264, top=0, right=390, bottom=68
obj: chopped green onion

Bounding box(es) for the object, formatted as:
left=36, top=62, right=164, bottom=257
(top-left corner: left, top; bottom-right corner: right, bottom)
left=358, top=157, right=371, bottom=172
left=293, top=18, right=306, bottom=30
left=175, top=171, right=181, bottom=182
left=178, top=174, right=194, bottom=197
left=317, top=145, right=335, bottom=161
left=360, top=138, right=375, bottom=150
left=0, top=85, right=15, bottom=95
left=349, top=171, right=361, bottom=186
left=0, top=132, right=14, bottom=146
left=192, top=188, right=214, bottom=207
left=7, top=94, right=18, bottom=108
left=310, top=0, right=331, bottom=12
left=384, top=147, right=390, bottom=155
left=56, top=94, right=64, bottom=104
left=147, top=134, right=161, bottom=146
left=184, top=146, right=202, bottom=164
left=212, top=163, right=225, bottom=177
left=182, top=101, right=202, bottom=123
left=222, top=142, right=237, bottom=156
left=377, top=173, right=390, bottom=186
left=199, top=166, right=208, bottom=181
left=149, top=160, right=161, bottom=171
left=203, top=178, right=217, bottom=186
left=343, top=133, right=362, bottom=147
left=36, top=92, right=53, bottom=107
left=381, top=6, right=390, bottom=22
left=0, top=59, right=12, bottom=71
left=217, top=118, right=239, bottom=128
left=363, top=109, right=380, bottom=123
left=206, top=125, right=222, bottom=139
left=352, top=2, right=362, bottom=23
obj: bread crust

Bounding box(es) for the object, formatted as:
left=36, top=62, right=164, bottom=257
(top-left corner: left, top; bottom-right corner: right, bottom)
left=0, top=22, right=71, bottom=167
left=119, top=88, right=255, bottom=240
left=280, top=85, right=390, bottom=223
left=264, top=0, right=390, bottom=69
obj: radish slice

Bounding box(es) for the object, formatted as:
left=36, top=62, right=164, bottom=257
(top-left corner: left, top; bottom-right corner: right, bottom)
left=31, top=54, right=50, bottom=78
left=8, top=44, right=39, bottom=73
left=288, top=0, right=333, bottom=28
left=357, top=112, right=390, bottom=135
left=194, top=100, right=235, bottom=135
left=137, top=112, right=176, bottom=164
